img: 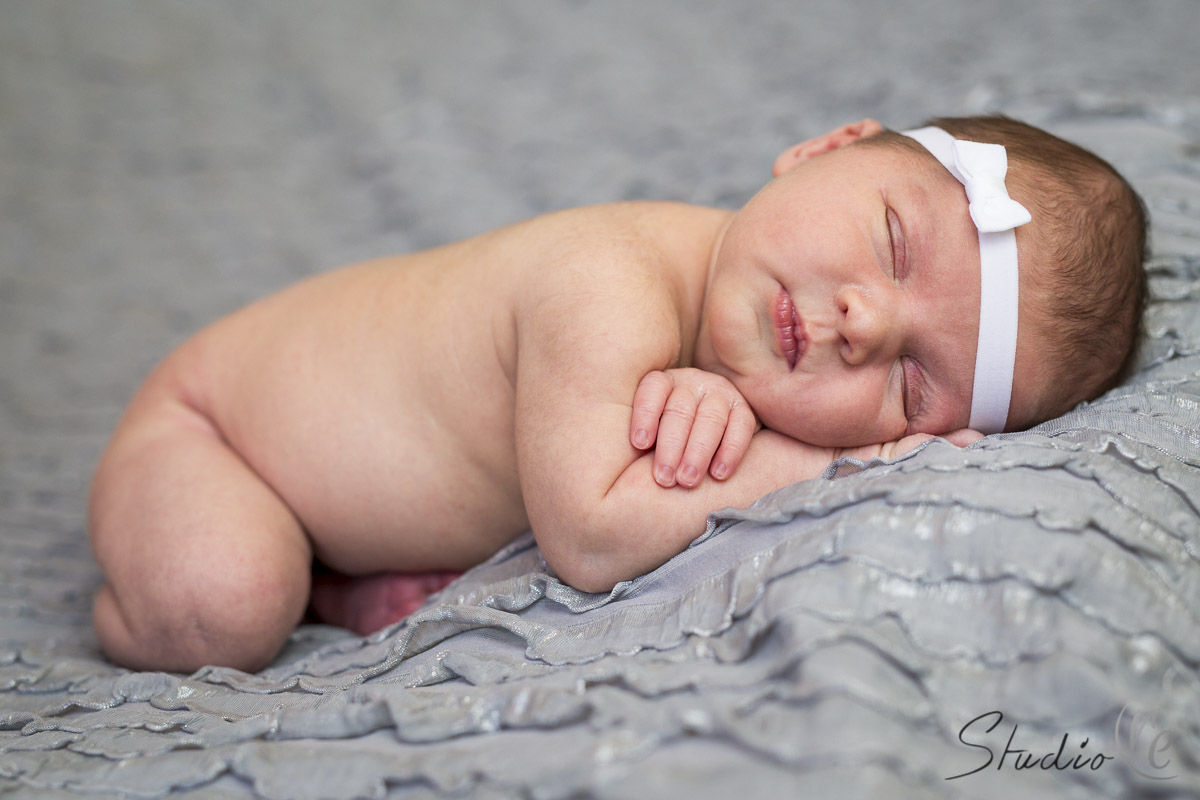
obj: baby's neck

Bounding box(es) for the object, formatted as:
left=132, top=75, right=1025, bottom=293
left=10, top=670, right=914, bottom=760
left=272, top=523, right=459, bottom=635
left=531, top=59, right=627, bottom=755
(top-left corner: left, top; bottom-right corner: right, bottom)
left=641, top=203, right=733, bottom=368
left=683, top=210, right=735, bottom=372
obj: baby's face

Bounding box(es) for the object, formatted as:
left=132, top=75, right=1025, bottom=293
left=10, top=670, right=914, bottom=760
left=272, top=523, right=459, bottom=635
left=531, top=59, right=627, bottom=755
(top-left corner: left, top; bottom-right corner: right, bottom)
left=695, top=136, right=1050, bottom=447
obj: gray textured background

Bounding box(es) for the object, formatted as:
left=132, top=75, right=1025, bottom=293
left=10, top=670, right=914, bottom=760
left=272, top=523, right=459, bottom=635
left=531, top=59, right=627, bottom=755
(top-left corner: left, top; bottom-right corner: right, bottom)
left=3, top=2, right=1200, bottom=798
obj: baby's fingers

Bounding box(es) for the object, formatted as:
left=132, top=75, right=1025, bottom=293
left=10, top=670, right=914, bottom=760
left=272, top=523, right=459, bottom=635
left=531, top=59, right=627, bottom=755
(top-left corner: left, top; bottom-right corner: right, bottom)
left=879, top=433, right=936, bottom=459
left=652, top=388, right=701, bottom=487
left=630, top=371, right=673, bottom=450
left=710, top=402, right=758, bottom=481
left=942, top=428, right=984, bottom=446
left=675, top=393, right=735, bottom=488
left=886, top=429, right=981, bottom=457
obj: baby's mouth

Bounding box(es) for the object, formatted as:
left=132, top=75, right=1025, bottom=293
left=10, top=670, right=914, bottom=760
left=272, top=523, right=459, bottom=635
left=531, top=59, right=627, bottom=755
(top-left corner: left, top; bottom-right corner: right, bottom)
left=773, top=288, right=805, bottom=371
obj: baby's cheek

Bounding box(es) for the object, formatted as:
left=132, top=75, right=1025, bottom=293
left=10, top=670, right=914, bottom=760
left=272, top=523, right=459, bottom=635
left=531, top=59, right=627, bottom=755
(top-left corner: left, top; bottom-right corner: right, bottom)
left=762, top=394, right=903, bottom=449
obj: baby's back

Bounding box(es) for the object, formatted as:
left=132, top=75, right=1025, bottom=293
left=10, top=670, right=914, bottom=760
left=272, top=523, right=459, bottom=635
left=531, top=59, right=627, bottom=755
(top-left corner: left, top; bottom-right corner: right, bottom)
left=173, top=231, right=529, bottom=574
left=132, top=202, right=721, bottom=582
left=88, top=201, right=727, bottom=671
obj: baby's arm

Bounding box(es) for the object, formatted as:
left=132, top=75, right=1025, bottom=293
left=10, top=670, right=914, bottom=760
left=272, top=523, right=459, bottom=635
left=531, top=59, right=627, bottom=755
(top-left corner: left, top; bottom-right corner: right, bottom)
left=631, top=367, right=982, bottom=488
left=514, top=254, right=956, bottom=594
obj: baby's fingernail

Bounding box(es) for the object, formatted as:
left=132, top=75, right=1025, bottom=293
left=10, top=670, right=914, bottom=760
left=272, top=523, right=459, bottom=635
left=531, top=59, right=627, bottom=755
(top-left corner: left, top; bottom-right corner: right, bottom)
left=633, top=429, right=650, bottom=448
left=655, top=465, right=674, bottom=486
left=712, top=461, right=728, bottom=480
left=679, top=464, right=699, bottom=485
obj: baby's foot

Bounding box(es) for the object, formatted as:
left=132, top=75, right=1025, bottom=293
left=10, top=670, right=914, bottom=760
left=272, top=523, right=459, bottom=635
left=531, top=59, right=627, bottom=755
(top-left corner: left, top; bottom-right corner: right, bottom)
left=308, top=570, right=462, bottom=635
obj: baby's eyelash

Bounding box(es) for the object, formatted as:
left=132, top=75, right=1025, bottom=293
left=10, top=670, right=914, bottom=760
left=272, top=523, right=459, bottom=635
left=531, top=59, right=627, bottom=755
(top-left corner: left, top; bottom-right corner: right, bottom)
left=901, top=357, right=923, bottom=424
left=885, top=207, right=896, bottom=276
left=886, top=207, right=906, bottom=279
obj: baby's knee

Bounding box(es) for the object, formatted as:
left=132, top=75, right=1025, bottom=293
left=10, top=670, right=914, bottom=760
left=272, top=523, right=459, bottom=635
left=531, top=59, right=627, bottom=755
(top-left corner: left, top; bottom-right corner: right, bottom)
left=95, top=557, right=307, bottom=674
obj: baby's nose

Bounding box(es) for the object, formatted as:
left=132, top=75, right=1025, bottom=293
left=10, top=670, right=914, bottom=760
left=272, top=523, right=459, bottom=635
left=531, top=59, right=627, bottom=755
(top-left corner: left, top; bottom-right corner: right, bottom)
left=836, top=287, right=890, bottom=366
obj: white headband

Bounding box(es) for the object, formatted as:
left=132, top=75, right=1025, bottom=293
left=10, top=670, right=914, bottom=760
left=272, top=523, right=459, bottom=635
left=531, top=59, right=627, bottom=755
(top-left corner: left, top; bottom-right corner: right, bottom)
left=901, top=126, right=1032, bottom=433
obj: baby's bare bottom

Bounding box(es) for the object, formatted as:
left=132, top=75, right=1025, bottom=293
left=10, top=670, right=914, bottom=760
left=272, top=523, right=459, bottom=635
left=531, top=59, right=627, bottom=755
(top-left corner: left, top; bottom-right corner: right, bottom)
left=89, top=356, right=465, bottom=673
left=89, top=361, right=315, bottom=673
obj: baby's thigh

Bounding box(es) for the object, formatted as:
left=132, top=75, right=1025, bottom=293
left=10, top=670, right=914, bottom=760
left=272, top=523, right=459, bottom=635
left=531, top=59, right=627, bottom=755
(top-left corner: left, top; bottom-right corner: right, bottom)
left=89, top=362, right=312, bottom=672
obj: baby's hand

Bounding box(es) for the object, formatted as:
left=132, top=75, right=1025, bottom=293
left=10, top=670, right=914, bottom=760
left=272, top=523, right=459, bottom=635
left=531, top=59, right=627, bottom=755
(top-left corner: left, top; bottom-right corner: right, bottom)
left=834, top=428, right=983, bottom=462
left=630, top=368, right=760, bottom=488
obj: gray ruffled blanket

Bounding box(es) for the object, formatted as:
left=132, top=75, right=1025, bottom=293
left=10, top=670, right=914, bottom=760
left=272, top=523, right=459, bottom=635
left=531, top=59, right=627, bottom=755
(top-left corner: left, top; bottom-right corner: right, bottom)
left=2, top=2, right=1199, bottom=798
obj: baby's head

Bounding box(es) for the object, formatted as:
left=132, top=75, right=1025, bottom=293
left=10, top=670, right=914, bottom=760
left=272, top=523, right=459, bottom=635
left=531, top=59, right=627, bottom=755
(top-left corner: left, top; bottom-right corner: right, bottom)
left=861, top=115, right=1148, bottom=430
left=698, top=114, right=1148, bottom=446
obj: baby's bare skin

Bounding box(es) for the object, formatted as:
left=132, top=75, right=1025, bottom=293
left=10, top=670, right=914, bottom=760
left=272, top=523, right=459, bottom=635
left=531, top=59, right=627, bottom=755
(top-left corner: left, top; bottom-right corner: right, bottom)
left=177, top=225, right=539, bottom=575
left=91, top=121, right=1004, bottom=673
left=90, top=202, right=773, bottom=671
left=188, top=203, right=730, bottom=572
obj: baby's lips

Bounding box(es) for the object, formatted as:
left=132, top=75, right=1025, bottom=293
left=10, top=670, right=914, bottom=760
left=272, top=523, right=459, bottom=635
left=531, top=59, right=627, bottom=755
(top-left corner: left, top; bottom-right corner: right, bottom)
left=773, top=288, right=802, bottom=370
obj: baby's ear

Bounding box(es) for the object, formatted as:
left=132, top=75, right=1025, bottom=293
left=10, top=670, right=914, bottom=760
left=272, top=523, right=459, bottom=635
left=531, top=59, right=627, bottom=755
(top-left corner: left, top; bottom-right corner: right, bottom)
left=772, top=118, right=884, bottom=177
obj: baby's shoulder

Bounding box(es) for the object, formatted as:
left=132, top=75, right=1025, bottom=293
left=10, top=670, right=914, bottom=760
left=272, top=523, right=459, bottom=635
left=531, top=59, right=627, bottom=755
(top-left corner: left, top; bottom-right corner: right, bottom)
left=515, top=201, right=713, bottom=305
left=509, top=202, right=721, bottom=371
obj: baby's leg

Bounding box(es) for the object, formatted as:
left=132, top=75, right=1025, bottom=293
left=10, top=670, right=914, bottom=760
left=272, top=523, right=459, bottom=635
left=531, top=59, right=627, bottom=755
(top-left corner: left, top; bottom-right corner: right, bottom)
left=308, top=570, right=462, bottom=636
left=89, top=367, right=311, bottom=674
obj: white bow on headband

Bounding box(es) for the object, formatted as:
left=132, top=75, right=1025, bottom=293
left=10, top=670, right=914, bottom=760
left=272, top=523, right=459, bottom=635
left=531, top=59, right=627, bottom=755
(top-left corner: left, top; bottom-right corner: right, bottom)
left=952, top=139, right=1033, bottom=233
left=902, top=126, right=1032, bottom=434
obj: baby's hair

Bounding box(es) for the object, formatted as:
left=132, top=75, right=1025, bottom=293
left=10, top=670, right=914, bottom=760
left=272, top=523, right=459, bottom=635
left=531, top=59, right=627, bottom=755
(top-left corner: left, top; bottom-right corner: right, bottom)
left=864, top=114, right=1149, bottom=426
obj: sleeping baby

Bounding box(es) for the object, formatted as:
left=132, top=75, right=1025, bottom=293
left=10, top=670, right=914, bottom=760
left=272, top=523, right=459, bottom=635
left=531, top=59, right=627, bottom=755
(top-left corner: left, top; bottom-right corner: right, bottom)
left=88, top=115, right=1147, bottom=672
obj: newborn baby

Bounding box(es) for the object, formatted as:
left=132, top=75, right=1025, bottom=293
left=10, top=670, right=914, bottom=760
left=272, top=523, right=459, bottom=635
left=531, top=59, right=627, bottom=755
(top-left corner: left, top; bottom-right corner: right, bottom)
left=88, top=115, right=1147, bottom=673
